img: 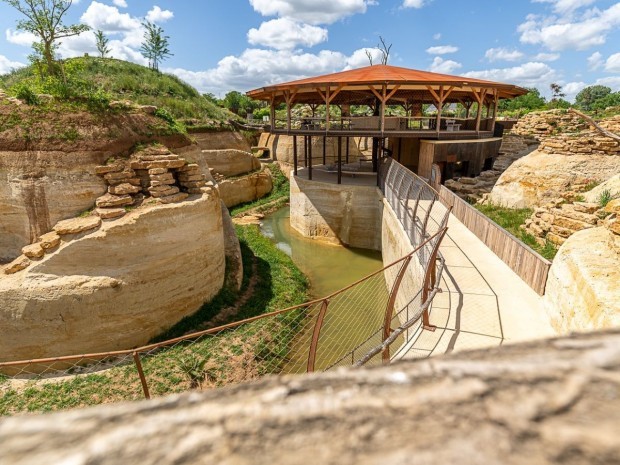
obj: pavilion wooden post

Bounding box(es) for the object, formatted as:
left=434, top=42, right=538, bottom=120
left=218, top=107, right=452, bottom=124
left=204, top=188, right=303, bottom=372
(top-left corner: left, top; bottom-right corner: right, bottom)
left=491, top=90, right=499, bottom=132
left=269, top=96, right=276, bottom=129
left=325, top=86, right=330, bottom=131
left=436, top=86, right=444, bottom=135
left=472, top=88, right=487, bottom=133
left=293, top=135, right=298, bottom=176
left=380, top=84, right=387, bottom=134
left=284, top=89, right=297, bottom=132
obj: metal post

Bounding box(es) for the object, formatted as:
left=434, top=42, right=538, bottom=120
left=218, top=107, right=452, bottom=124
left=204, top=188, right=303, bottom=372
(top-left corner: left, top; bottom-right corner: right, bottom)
left=307, top=299, right=329, bottom=373
left=382, top=255, right=413, bottom=363
left=346, top=136, right=350, bottom=164
left=323, top=136, right=327, bottom=165
left=421, top=229, right=447, bottom=331
left=308, top=135, right=313, bottom=181
left=133, top=351, right=150, bottom=399
left=304, top=135, right=308, bottom=167
left=293, top=135, right=298, bottom=176
left=337, top=136, right=342, bottom=185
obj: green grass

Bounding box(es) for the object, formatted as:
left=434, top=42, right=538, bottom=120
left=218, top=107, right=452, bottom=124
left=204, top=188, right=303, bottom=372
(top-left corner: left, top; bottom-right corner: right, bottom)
left=230, top=163, right=290, bottom=217
left=0, top=218, right=309, bottom=416
left=0, top=56, right=236, bottom=123
left=475, top=204, right=558, bottom=260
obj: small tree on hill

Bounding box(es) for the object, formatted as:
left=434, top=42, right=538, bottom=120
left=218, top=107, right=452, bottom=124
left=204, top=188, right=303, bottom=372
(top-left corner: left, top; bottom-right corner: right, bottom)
left=549, top=83, right=565, bottom=102
left=575, top=85, right=612, bottom=111
left=140, top=21, right=172, bottom=71
left=95, top=30, right=111, bottom=59
left=2, top=0, right=90, bottom=76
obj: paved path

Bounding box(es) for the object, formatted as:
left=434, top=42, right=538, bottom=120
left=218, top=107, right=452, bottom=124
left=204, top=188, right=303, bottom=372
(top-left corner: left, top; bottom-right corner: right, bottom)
left=394, top=213, right=556, bottom=360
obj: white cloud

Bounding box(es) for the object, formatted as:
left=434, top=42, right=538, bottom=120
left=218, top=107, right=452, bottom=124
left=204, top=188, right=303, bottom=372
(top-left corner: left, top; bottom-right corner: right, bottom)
left=425, top=45, right=458, bottom=55
left=403, top=0, right=426, bottom=8
left=518, top=3, right=620, bottom=51
left=595, top=76, right=620, bottom=90
left=0, top=54, right=25, bottom=74
left=464, top=62, right=558, bottom=87
left=534, top=52, right=560, bottom=62
left=112, top=0, right=127, bottom=7
left=345, top=47, right=383, bottom=69
left=165, top=47, right=384, bottom=96
left=563, top=81, right=587, bottom=99
left=249, top=0, right=372, bottom=24
left=533, top=0, right=596, bottom=15
left=605, top=52, right=620, bottom=73
left=248, top=18, right=328, bottom=50
left=146, top=5, right=174, bottom=23
left=6, top=29, right=38, bottom=46
left=81, top=2, right=141, bottom=32
left=433, top=33, right=441, bottom=40
left=587, top=51, right=603, bottom=70
left=429, top=56, right=462, bottom=74
left=485, top=47, right=524, bottom=62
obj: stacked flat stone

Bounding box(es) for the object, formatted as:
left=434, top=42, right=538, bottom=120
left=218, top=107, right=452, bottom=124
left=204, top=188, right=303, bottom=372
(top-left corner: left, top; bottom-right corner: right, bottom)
left=131, top=147, right=189, bottom=204
left=94, top=162, right=141, bottom=219
left=177, top=163, right=208, bottom=194
left=511, top=110, right=590, bottom=138
left=523, top=201, right=608, bottom=246
left=5, top=216, right=101, bottom=275
left=540, top=132, right=620, bottom=156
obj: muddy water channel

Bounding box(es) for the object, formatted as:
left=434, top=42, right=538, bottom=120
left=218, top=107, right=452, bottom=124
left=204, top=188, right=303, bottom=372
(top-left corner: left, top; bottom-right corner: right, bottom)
left=260, top=206, right=389, bottom=370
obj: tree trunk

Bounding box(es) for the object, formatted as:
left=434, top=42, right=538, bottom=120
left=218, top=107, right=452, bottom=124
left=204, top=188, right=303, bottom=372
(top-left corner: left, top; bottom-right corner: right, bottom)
left=44, top=41, right=55, bottom=76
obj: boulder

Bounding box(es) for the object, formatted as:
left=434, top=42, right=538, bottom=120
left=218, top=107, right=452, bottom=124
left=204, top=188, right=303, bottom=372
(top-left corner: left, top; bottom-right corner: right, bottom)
left=584, top=174, right=620, bottom=203
left=0, top=193, right=226, bottom=362
left=3, top=255, right=30, bottom=275
left=38, top=231, right=61, bottom=250
left=53, top=216, right=102, bottom=235
left=544, top=227, right=620, bottom=333
left=487, top=149, right=620, bottom=208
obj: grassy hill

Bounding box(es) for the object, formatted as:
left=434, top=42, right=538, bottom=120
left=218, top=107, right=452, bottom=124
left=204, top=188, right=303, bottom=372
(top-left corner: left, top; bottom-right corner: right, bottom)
left=0, top=57, right=235, bottom=124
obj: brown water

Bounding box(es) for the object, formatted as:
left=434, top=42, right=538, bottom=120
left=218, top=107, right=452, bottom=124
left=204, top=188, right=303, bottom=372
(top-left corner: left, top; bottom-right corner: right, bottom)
left=260, top=207, right=389, bottom=370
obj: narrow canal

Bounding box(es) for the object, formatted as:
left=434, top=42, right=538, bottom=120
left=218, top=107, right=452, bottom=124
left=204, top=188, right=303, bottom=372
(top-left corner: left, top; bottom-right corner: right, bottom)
left=260, top=206, right=389, bottom=370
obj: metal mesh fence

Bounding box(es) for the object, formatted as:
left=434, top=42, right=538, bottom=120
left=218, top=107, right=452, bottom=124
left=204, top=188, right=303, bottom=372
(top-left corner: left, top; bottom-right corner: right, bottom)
left=1, top=159, right=449, bottom=414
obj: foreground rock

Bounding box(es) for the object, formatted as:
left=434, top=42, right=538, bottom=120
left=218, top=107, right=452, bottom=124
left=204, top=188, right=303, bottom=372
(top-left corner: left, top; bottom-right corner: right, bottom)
left=0, top=192, right=225, bottom=362
left=544, top=226, right=620, bottom=333
left=2, top=330, right=620, bottom=464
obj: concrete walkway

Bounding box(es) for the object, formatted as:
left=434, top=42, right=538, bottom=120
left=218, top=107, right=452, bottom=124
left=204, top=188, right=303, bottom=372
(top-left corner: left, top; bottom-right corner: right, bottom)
left=394, top=213, right=556, bottom=360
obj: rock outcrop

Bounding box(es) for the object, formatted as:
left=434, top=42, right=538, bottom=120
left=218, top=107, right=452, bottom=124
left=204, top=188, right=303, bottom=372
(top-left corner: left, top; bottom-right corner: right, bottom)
left=487, top=112, right=620, bottom=208
left=2, top=329, right=620, bottom=464
left=0, top=101, right=199, bottom=263
left=584, top=174, right=620, bottom=203
left=191, top=130, right=251, bottom=152
left=543, top=225, right=620, bottom=333
left=218, top=169, right=273, bottom=208
left=0, top=190, right=226, bottom=362
left=201, top=149, right=261, bottom=177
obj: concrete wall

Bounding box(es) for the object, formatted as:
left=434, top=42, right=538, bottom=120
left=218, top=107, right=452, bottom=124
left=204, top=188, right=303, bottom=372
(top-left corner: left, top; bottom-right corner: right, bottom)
left=289, top=175, right=383, bottom=250
left=418, top=138, right=503, bottom=179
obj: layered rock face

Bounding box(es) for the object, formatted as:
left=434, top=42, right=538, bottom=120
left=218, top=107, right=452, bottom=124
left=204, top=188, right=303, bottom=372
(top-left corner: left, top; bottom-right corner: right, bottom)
left=487, top=113, right=620, bottom=208
left=0, top=102, right=197, bottom=263
left=3, top=330, right=619, bottom=465
left=258, top=133, right=362, bottom=165
left=201, top=149, right=260, bottom=177
left=191, top=130, right=251, bottom=152
left=544, top=225, right=620, bottom=333
left=0, top=191, right=226, bottom=361
left=218, top=169, right=273, bottom=208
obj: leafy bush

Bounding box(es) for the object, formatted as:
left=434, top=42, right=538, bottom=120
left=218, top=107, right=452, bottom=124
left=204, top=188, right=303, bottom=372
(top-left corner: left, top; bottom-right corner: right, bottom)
left=13, top=83, right=40, bottom=105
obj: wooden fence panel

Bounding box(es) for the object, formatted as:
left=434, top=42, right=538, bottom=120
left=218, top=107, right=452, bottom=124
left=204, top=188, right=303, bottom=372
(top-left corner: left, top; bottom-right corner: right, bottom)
left=438, top=186, right=551, bottom=295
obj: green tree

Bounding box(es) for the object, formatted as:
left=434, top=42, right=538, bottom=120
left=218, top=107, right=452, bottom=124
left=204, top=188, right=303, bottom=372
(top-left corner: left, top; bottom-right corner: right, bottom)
left=140, top=21, right=172, bottom=71
left=222, top=90, right=259, bottom=116
left=2, top=0, right=90, bottom=76
left=575, top=85, right=612, bottom=111
left=498, top=87, right=546, bottom=115
left=549, top=83, right=565, bottom=102
left=94, top=29, right=111, bottom=58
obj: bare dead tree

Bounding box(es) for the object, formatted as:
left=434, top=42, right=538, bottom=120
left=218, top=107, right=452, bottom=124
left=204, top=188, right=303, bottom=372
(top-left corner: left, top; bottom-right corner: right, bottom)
left=378, top=36, right=392, bottom=65
left=365, top=49, right=374, bottom=66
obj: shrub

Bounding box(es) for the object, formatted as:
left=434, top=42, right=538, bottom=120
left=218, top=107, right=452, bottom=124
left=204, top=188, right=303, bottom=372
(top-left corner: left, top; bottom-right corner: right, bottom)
left=597, top=189, right=618, bottom=208
left=14, top=83, right=40, bottom=105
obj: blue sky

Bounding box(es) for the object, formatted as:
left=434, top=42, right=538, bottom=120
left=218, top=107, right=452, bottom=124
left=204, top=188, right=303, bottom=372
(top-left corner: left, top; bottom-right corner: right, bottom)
left=0, top=0, right=619, bottom=99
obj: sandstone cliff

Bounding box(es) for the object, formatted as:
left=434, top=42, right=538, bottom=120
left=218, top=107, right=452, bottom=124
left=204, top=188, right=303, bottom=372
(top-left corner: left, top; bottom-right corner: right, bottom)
left=0, top=191, right=226, bottom=361
left=0, top=100, right=199, bottom=263
left=191, top=130, right=251, bottom=152
left=2, top=329, right=619, bottom=464
left=258, top=133, right=362, bottom=165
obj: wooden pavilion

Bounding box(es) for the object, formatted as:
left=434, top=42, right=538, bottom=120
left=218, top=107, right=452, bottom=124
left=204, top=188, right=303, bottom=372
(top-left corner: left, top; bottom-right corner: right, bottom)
left=247, top=64, right=527, bottom=183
